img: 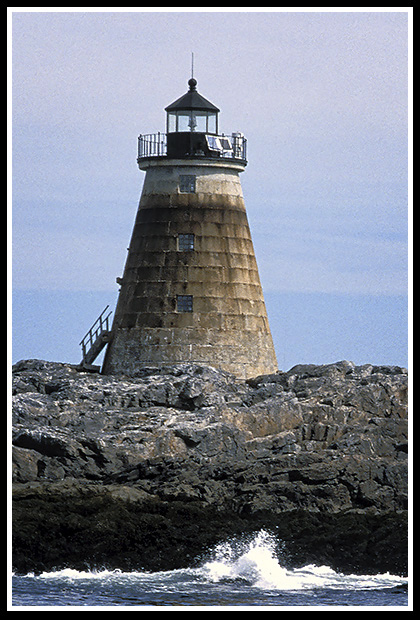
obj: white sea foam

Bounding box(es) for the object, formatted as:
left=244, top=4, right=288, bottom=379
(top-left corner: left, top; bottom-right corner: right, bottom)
left=22, top=530, right=406, bottom=594
left=199, top=530, right=406, bottom=592
left=37, top=568, right=123, bottom=580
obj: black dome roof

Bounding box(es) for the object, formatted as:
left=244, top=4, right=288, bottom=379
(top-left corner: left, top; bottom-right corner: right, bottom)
left=165, top=79, right=220, bottom=113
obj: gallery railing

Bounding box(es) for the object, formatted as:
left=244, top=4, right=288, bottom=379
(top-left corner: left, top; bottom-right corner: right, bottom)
left=137, top=132, right=247, bottom=162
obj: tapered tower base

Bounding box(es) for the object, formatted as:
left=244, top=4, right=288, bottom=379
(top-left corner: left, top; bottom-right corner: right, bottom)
left=102, top=156, right=277, bottom=380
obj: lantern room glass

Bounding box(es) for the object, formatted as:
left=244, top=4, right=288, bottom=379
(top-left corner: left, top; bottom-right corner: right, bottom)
left=167, top=110, right=218, bottom=135
left=206, top=112, right=217, bottom=134
left=167, top=112, right=177, bottom=133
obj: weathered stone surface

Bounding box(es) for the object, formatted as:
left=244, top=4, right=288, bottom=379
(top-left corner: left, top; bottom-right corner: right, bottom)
left=102, top=158, right=278, bottom=380
left=11, top=358, right=408, bottom=575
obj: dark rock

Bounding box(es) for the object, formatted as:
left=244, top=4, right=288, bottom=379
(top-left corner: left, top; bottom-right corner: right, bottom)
left=11, top=359, right=408, bottom=576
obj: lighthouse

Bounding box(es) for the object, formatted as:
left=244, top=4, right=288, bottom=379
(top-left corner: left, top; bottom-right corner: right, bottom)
left=101, top=77, right=278, bottom=379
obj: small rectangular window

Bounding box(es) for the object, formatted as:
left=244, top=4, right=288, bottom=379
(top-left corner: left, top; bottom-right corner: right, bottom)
left=179, top=175, right=196, bottom=193
left=177, top=295, right=193, bottom=313
left=177, top=234, right=195, bottom=251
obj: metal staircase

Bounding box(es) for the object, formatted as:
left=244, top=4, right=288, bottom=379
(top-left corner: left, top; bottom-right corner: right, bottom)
left=79, top=305, right=112, bottom=371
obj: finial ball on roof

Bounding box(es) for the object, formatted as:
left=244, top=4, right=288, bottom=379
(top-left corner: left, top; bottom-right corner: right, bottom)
left=188, top=78, right=197, bottom=91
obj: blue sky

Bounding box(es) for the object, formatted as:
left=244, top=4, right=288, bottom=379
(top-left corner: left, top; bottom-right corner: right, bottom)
left=10, top=9, right=411, bottom=370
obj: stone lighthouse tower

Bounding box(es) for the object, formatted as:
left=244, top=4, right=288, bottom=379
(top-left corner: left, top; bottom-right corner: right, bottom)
left=102, top=78, right=277, bottom=379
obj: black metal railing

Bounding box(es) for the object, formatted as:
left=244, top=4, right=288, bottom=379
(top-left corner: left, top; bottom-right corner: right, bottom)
left=137, top=132, right=247, bottom=162
left=79, top=305, right=112, bottom=367
left=137, top=132, right=167, bottom=158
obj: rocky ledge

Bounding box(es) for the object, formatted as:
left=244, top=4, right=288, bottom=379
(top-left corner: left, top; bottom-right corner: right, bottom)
left=12, top=359, right=408, bottom=575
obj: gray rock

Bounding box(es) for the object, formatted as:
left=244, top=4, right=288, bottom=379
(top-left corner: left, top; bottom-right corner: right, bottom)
left=11, top=358, right=409, bottom=575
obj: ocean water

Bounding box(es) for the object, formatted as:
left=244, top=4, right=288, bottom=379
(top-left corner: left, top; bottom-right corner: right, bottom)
left=11, top=531, right=409, bottom=609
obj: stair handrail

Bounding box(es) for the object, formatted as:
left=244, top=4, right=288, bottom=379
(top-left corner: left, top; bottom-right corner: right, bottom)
left=79, top=305, right=112, bottom=361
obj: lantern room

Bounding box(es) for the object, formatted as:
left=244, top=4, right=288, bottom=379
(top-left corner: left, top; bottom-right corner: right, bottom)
left=165, top=78, right=219, bottom=135
left=165, top=78, right=223, bottom=159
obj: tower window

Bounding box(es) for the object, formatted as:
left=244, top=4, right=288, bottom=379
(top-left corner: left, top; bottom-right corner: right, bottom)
left=179, top=175, right=196, bottom=193
left=177, top=295, right=193, bottom=313
left=177, top=234, right=195, bottom=251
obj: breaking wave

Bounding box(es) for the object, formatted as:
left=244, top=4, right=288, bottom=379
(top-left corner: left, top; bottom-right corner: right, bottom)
left=198, top=530, right=405, bottom=591
left=12, top=530, right=408, bottom=607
